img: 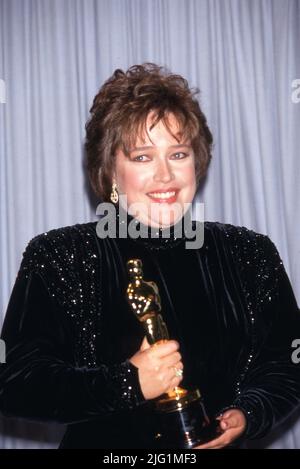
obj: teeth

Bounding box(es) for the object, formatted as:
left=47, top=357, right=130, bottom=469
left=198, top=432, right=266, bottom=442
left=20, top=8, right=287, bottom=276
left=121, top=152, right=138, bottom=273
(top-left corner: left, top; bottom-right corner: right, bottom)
left=148, top=191, right=176, bottom=199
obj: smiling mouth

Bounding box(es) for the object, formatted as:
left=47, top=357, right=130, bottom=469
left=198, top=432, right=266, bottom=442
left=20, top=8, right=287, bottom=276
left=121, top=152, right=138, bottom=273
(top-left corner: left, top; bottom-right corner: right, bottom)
left=147, top=190, right=179, bottom=203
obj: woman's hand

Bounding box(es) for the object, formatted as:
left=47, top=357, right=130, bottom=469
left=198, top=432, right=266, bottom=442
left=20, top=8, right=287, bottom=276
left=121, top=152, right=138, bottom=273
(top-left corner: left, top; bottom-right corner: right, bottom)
left=129, top=337, right=183, bottom=400
left=193, top=409, right=247, bottom=449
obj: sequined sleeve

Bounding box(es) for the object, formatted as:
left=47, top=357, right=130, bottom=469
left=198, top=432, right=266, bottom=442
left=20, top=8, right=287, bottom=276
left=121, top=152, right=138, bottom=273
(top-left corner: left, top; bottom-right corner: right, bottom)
left=223, top=232, right=300, bottom=440
left=0, top=235, right=146, bottom=424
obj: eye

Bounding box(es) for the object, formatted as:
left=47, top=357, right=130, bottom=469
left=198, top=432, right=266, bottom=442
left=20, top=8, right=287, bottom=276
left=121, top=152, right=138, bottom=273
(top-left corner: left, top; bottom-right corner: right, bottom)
left=131, top=155, right=151, bottom=162
left=171, top=152, right=189, bottom=159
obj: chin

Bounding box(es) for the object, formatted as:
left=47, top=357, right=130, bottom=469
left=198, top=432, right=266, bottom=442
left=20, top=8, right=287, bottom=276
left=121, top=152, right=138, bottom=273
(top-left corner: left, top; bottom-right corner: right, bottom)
left=149, top=212, right=181, bottom=228
left=149, top=203, right=186, bottom=225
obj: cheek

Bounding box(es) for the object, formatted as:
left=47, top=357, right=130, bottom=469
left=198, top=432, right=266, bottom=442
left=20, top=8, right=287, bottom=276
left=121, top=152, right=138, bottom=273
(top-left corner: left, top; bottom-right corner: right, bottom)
left=179, top=166, right=197, bottom=202
left=179, top=163, right=196, bottom=188
left=118, top=167, right=148, bottom=193
left=188, top=167, right=197, bottom=185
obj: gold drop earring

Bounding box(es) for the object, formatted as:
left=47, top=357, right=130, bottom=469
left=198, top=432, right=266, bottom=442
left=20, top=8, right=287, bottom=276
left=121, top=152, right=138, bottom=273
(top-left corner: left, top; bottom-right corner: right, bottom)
left=110, top=181, right=119, bottom=204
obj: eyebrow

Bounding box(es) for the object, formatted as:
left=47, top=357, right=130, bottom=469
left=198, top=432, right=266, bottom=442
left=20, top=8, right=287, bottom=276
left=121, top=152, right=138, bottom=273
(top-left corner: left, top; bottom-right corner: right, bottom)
left=130, top=144, right=192, bottom=152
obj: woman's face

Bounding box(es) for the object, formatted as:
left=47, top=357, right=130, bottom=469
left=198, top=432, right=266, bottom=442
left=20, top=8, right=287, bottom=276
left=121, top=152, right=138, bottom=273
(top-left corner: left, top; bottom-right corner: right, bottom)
left=114, top=112, right=197, bottom=228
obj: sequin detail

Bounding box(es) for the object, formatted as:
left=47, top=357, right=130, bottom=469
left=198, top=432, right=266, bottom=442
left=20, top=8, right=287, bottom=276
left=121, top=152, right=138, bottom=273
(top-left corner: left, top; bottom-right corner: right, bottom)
left=19, top=223, right=102, bottom=368
left=18, top=222, right=144, bottom=409
left=219, top=222, right=284, bottom=429
left=110, top=360, right=145, bottom=408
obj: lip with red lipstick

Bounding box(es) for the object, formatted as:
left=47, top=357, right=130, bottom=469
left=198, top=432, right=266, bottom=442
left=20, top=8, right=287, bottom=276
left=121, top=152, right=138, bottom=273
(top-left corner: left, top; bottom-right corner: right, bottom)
left=146, top=187, right=179, bottom=204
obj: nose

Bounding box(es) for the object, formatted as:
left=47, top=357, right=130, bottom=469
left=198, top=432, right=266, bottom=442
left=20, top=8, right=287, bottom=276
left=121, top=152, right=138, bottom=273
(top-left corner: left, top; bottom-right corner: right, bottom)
left=153, top=157, right=174, bottom=183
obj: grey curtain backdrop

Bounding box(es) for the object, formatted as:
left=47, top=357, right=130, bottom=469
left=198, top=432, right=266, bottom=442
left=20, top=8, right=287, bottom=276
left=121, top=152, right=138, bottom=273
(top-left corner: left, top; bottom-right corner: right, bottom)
left=0, top=0, right=299, bottom=449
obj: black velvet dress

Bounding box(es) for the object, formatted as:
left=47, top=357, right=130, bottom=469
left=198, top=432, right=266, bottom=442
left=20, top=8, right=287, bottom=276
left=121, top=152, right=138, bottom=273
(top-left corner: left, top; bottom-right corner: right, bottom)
left=1, top=210, right=300, bottom=448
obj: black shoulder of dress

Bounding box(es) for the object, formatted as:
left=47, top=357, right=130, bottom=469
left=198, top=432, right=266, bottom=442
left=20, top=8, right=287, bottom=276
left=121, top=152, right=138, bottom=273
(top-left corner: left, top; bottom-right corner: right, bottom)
left=24, top=221, right=98, bottom=248
left=204, top=219, right=265, bottom=240
left=204, top=220, right=279, bottom=256
left=204, top=220, right=285, bottom=309
left=19, top=221, right=99, bottom=279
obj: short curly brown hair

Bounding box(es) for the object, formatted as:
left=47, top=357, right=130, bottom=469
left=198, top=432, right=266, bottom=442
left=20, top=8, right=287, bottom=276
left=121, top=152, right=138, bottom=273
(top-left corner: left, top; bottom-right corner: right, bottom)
left=85, top=63, right=213, bottom=201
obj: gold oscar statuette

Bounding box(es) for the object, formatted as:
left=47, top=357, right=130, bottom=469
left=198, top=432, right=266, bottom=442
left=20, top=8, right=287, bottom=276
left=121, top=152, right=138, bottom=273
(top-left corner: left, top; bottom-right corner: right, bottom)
left=126, top=259, right=218, bottom=448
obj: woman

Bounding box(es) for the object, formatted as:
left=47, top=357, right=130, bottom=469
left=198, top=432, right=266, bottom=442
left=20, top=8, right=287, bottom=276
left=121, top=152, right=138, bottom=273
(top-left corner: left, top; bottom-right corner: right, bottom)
left=1, top=63, right=300, bottom=449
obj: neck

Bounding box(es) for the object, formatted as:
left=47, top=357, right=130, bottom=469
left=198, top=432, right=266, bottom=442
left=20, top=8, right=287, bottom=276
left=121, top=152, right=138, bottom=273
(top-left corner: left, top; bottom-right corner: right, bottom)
left=114, top=203, right=191, bottom=250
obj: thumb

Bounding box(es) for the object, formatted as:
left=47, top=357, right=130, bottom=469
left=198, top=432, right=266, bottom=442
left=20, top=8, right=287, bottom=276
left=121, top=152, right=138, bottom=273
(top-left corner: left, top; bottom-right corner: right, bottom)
left=140, top=336, right=151, bottom=351
left=219, top=412, right=238, bottom=430
left=220, top=419, right=229, bottom=431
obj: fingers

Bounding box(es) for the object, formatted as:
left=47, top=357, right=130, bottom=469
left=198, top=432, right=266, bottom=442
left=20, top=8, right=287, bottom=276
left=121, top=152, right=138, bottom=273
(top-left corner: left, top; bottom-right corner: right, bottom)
left=137, top=340, right=182, bottom=375
left=161, top=368, right=183, bottom=393
left=134, top=338, right=184, bottom=398
left=218, top=409, right=247, bottom=431
left=157, top=362, right=182, bottom=383
left=153, top=356, right=184, bottom=392
left=163, top=351, right=182, bottom=368
left=168, top=374, right=183, bottom=390
left=145, top=340, right=182, bottom=369
left=194, top=410, right=247, bottom=449
left=220, top=418, right=236, bottom=431
left=149, top=347, right=183, bottom=382
left=194, top=428, right=239, bottom=449
left=151, top=340, right=180, bottom=358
